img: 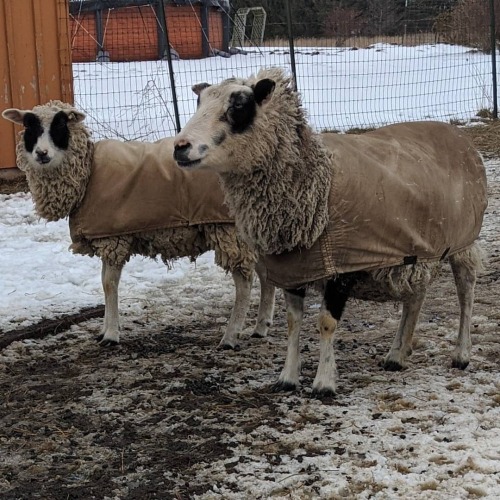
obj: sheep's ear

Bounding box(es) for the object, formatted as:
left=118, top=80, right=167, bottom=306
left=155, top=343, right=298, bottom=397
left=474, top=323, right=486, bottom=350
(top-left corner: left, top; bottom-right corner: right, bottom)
left=66, top=110, right=86, bottom=123
left=192, top=83, right=211, bottom=96
left=2, top=108, right=27, bottom=125
left=253, top=79, right=275, bottom=106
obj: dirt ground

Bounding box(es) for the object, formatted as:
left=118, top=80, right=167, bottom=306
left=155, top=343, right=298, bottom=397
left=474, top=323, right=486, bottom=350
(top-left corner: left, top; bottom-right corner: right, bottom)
left=0, top=158, right=499, bottom=499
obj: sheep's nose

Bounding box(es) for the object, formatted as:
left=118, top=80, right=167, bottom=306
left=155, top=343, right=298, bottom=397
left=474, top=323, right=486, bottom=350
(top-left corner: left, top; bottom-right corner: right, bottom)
left=35, top=148, right=50, bottom=164
left=174, top=139, right=191, bottom=151
left=173, top=140, right=192, bottom=162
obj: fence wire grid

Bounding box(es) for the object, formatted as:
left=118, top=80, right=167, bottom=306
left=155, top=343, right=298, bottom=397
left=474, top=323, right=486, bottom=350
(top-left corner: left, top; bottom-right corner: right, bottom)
left=68, top=0, right=499, bottom=141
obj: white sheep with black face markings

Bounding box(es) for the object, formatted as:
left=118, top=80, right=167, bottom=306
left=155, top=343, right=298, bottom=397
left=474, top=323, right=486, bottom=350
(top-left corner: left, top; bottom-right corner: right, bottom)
left=2, top=100, right=275, bottom=350
left=173, top=67, right=488, bottom=397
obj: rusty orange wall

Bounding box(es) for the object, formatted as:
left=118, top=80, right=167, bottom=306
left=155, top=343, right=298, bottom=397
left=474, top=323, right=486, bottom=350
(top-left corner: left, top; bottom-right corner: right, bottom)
left=166, top=5, right=224, bottom=59
left=0, top=0, right=73, bottom=169
left=70, top=5, right=224, bottom=62
left=70, top=12, right=97, bottom=63
left=167, top=5, right=203, bottom=59
left=208, top=8, right=223, bottom=48
left=105, top=6, right=159, bottom=62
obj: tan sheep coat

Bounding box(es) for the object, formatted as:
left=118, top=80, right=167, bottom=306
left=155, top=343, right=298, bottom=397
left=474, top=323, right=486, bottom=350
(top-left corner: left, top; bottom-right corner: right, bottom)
left=69, top=138, right=233, bottom=242
left=263, top=122, right=487, bottom=288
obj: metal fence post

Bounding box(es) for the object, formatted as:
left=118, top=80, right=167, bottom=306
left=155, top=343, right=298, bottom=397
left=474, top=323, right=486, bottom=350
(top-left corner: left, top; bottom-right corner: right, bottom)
left=156, top=0, right=167, bottom=60
left=201, top=2, right=210, bottom=58
left=490, top=0, right=498, bottom=118
left=95, top=8, right=109, bottom=62
left=222, top=5, right=230, bottom=52
left=285, top=0, right=297, bottom=91
left=159, top=0, right=181, bottom=133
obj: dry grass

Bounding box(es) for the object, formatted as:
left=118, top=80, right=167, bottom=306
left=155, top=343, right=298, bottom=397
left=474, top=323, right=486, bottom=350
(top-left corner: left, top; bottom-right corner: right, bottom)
left=0, top=170, right=28, bottom=195
left=463, top=120, right=500, bottom=156
left=260, top=33, right=439, bottom=48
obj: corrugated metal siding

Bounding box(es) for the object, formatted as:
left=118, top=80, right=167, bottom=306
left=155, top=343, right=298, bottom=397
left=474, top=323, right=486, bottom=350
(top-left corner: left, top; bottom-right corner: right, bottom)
left=0, top=0, right=73, bottom=169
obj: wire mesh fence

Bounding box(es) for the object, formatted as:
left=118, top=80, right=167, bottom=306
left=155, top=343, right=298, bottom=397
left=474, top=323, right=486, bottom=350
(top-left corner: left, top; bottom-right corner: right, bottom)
left=67, top=0, right=499, bottom=141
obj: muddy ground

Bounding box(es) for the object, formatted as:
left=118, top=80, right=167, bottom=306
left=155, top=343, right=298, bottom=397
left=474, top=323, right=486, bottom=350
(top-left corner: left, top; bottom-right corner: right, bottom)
left=0, top=159, right=499, bottom=499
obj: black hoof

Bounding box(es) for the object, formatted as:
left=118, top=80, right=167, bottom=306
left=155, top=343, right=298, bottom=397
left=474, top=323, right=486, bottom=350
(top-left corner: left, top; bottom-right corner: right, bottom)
left=271, top=381, right=297, bottom=393
left=311, top=388, right=336, bottom=399
left=451, top=359, right=469, bottom=370
left=251, top=331, right=266, bottom=339
left=219, top=343, right=240, bottom=351
left=382, top=360, right=405, bottom=371
left=96, top=336, right=119, bottom=347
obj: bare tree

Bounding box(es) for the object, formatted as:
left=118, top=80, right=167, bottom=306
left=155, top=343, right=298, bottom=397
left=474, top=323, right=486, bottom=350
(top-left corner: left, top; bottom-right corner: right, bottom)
left=364, top=0, right=404, bottom=36
left=323, top=6, right=364, bottom=46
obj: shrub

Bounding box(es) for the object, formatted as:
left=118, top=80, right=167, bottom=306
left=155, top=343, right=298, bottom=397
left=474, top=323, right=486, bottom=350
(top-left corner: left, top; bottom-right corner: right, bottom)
left=434, top=0, right=500, bottom=52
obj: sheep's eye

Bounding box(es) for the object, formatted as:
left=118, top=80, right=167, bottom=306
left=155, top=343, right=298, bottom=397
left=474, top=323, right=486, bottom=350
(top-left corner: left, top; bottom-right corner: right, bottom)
left=225, top=94, right=256, bottom=133
left=222, top=104, right=239, bottom=122
left=24, top=114, right=39, bottom=129
left=225, top=105, right=239, bottom=122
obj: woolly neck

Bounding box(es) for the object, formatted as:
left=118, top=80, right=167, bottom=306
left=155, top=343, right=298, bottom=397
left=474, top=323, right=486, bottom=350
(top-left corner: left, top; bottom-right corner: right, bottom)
left=220, top=72, right=333, bottom=255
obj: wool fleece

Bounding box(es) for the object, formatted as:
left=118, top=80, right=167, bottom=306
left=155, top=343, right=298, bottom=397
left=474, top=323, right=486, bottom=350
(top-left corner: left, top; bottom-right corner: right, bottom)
left=70, top=138, right=232, bottom=242
left=263, top=122, right=487, bottom=288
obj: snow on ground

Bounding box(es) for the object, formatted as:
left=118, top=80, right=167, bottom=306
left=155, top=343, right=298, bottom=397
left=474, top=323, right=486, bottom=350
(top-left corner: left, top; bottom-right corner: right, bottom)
left=0, top=164, right=499, bottom=497
left=0, top=192, right=232, bottom=332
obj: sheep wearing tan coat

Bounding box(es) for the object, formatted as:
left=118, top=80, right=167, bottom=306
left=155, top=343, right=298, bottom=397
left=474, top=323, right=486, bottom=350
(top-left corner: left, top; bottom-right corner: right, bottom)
left=173, top=68, right=488, bottom=396
left=2, top=101, right=275, bottom=349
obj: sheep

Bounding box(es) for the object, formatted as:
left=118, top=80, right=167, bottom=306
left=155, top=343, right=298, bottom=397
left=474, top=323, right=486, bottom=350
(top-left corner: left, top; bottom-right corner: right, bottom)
left=2, top=101, right=275, bottom=350
left=172, top=67, right=488, bottom=396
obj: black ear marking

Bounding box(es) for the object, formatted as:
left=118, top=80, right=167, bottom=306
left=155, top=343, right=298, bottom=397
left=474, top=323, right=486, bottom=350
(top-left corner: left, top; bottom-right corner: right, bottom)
left=192, top=82, right=211, bottom=96
left=253, top=79, right=276, bottom=105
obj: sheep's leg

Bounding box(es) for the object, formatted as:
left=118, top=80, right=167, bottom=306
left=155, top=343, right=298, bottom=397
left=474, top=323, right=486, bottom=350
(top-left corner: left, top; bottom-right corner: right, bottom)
left=218, top=269, right=253, bottom=350
left=97, top=260, right=123, bottom=346
left=449, top=254, right=477, bottom=369
left=383, top=290, right=426, bottom=371
left=251, top=259, right=275, bottom=339
left=273, top=288, right=305, bottom=391
left=312, top=279, right=349, bottom=396
left=312, top=310, right=339, bottom=396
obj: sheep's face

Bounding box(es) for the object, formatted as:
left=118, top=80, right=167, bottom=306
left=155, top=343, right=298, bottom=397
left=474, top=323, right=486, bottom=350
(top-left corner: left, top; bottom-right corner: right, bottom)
left=173, top=77, right=276, bottom=173
left=2, top=106, right=85, bottom=170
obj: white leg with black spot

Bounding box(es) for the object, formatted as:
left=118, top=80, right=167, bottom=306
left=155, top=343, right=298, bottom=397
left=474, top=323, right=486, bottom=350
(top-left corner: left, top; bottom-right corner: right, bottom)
left=312, top=310, right=338, bottom=395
